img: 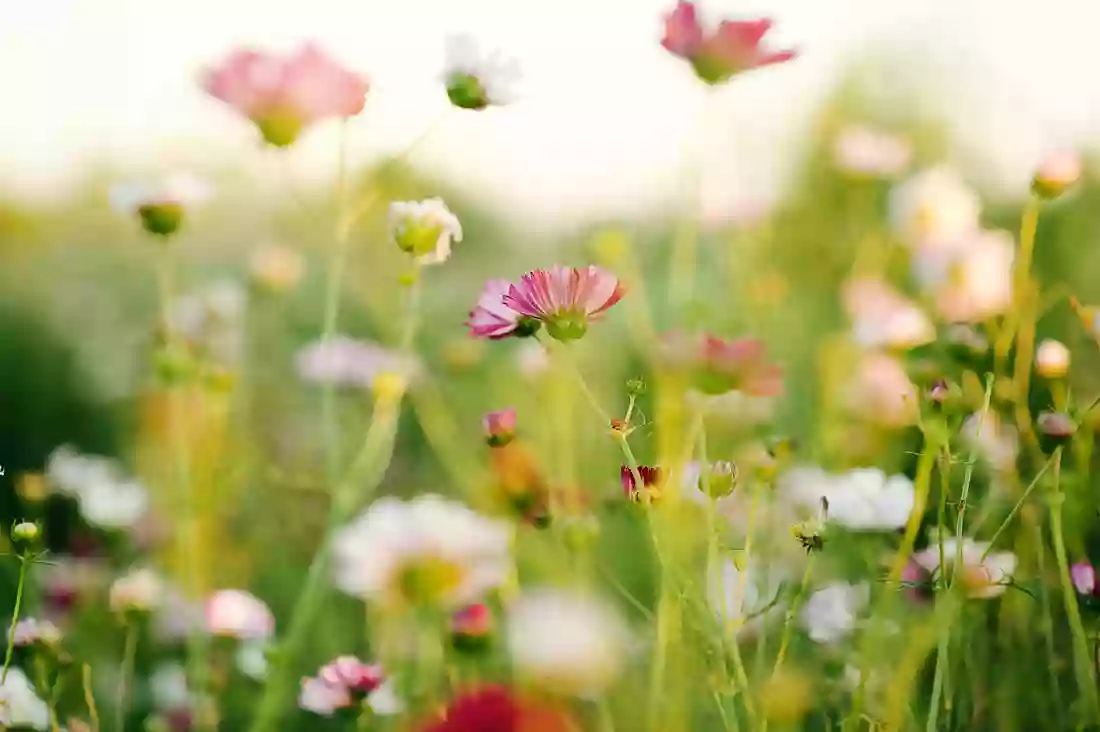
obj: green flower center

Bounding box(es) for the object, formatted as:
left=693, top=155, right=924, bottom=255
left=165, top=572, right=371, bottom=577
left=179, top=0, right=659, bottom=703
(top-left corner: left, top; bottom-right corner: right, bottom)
left=446, top=73, right=490, bottom=110
left=546, top=312, right=588, bottom=342
left=395, top=222, right=445, bottom=257
left=256, top=108, right=306, bottom=148
left=394, top=556, right=464, bottom=605
left=138, top=203, right=184, bottom=237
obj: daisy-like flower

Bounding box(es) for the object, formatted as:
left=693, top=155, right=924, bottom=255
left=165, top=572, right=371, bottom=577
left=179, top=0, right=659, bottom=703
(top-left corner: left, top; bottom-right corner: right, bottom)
left=204, top=590, right=275, bottom=640
left=295, top=336, right=419, bottom=391
left=621, top=465, right=663, bottom=503
left=110, top=173, right=212, bottom=237
left=442, top=34, right=522, bottom=110
left=506, top=589, right=629, bottom=696
left=388, top=198, right=463, bottom=265
left=466, top=280, right=539, bottom=340
left=420, top=686, right=575, bottom=732
left=110, top=567, right=164, bottom=615
left=912, top=538, right=1017, bottom=599
left=800, top=582, right=868, bottom=644
left=202, top=43, right=368, bottom=147
left=0, top=667, right=50, bottom=730
left=663, top=333, right=784, bottom=397
left=889, top=167, right=981, bottom=250
left=708, top=558, right=788, bottom=636
left=778, top=466, right=914, bottom=531
left=1032, top=151, right=1082, bottom=200
left=833, top=125, right=912, bottom=179
left=332, top=495, right=512, bottom=608
left=300, top=657, right=402, bottom=716
left=10, top=618, right=62, bottom=648
left=502, top=266, right=625, bottom=342
left=843, top=278, right=934, bottom=350
left=661, top=1, right=796, bottom=85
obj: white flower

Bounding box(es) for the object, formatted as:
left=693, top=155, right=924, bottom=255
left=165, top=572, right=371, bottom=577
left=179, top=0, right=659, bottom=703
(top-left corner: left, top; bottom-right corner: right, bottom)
left=779, top=467, right=914, bottom=531
left=834, top=125, right=911, bottom=178
left=912, top=538, right=1017, bottom=599
left=800, top=582, right=868, bottom=644
left=10, top=618, right=61, bottom=647
left=110, top=568, right=164, bottom=614
left=388, top=198, right=463, bottom=265
left=708, top=558, right=787, bottom=635
left=506, top=589, right=629, bottom=696
left=168, top=279, right=247, bottom=366
left=843, top=278, right=934, bottom=350
left=295, top=336, right=419, bottom=390
left=46, top=445, right=114, bottom=497
left=109, top=173, right=212, bottom=216
left=918, top=229, right=1015, bottom=324
left=332, top=495, right=512, bottom=607
left=299, top=676, right=349, bottom=716
left=235, top=641, right=269, bottom=681
left=961, top=411, right=1018, bottom=472
left=366, top=678, right=404, bottom=715
left=204, top=590, right=275, bottom=640
left=0, top=668, right=50, bottom=730
left=149, top=663, right=191, bottom=711
left=45, top=445, right=149, bottom=529
left=442, top=34, right=522, bottom=109
left=890, top=167, right=981, bottom=249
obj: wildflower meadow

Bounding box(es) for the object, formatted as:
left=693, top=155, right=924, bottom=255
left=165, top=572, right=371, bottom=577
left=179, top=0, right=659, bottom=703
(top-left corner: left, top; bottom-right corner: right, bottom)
left=6, top=3, right=1100, bottom=731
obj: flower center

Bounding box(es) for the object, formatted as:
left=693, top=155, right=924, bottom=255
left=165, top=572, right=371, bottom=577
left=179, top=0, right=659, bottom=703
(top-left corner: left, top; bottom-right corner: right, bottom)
left=545, top=311, right=588, bottom=342
left=255, top=108, right=306, bottom=148
left=394, top=556, right=465, bottom=605
left=394, top=221, right=445, bottom=258
left=138, top=203, right=184, bottom=237
left=446, top=73, right=490, bottom=110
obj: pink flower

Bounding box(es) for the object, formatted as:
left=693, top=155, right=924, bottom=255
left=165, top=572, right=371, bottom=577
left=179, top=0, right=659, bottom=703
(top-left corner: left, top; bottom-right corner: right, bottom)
left=621, top=465, right=663, bottom=502
left=483, top=408, right=518, bottom=447
left=466, top=279, right=533, bottom=340
left=318, top=656, right=384, bottom=694
left=204, top=590, right=275, bottom=640
left=300, top=657, right=400, bottom=716
left=452, top=603, right=493, bottom=640
left=203, top=44, right=368, bottom=147
left=661, top=2, right=796, bottom=85
left=1033, top=151, right=1082, bottom=200
left=503, top=266, right=625, bottom=342
left=664, top=333, right=783, bottom=397
left=1072, top=562, right=1097, bottom=596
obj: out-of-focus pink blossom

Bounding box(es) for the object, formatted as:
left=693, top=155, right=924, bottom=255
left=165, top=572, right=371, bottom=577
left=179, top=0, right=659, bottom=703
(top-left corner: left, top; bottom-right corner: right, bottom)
left=661, top=2, right=796, bottom=85
left=318, top=656, right=383, bottom=694
left=921, top=229, right=1014, bottom=324
left=1033, top=151, right=1082, bottom=200
left=204, top=589, right=275, bottom=640
left=833, top=125, right=912, bottom=178
left=452, top=603, right=493, bottom=640
left=503, top=266, right=625, bottom=342
left=466, top=279, right=530, bottom=339
left=846, top=353, right=918, bottom=428
left=482, top=408, right=518, bottom=446
left=202, top=44, right=368, bottom=147
left=843, top=278, right=934, bottom=350
left=664, top=333, right=784, bottom=397
left=300, top=657, right=399, bottom=716
left=1072, top=562, right=1097, bottom=596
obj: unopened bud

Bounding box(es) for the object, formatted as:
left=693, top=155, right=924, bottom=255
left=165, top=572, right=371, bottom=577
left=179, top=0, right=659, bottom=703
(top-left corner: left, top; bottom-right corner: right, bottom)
left=1036, top=339, right=1071, bottom=379
left=483, top=408, right=517, bottom=447
left=11, top=521, right=39, bottom=544
left=702, top=461, right=737, bottom=498
left=1038, top=410, right=1076, bottom=453
left=450, top=603, right=493, bottom=654
left=1032, top=151, right=1081, bottom=201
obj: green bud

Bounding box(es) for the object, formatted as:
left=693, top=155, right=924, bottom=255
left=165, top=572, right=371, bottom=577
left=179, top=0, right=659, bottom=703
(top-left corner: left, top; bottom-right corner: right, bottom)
left=11, top=520, right=39, bottom=543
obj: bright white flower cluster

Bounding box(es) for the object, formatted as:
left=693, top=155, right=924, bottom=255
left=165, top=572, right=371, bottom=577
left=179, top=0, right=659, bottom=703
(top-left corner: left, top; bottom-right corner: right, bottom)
left=46, top=445, right=150, bottom=530
left=779, top=466, right=915, bottom=531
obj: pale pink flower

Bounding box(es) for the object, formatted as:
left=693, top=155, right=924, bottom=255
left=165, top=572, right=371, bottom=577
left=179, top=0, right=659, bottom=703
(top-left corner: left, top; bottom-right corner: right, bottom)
left=663, top=332, right=783, bottom=397
left=295, top=336, right=419, bottom=390
left=300, top=657, right=400, bottom=716
left=912, top=538, right=1016, bottom=599
left=10, top=618, right=61, bottom=647
left=483, top=408, right=517, bottom=446
left=503, top=266, right=625, bottom=342
left=1072, top=562, right=1097, bottom=596
left=202, top=44, right=368, bottom=147
left=661, top=1, right=796, bottom=85
left=920, top=229, right=1014, bottom=324
left=204, top=590, right=275, bottom=640
left=318, top=657, right=383, bottom=694
left=1033, top=151, right=1082, bottom=200
left=833, top=125, right=912, bottom=178
left=843, top=278, right=934, bottom=350
left=846, top=353, right=918, bottom=428
left=466, top=280, right=528, bottom=340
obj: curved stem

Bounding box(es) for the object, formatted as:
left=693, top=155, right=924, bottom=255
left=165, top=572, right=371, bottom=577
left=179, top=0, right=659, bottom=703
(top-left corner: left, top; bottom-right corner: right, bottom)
left=1, top=556, right=28, bottom=683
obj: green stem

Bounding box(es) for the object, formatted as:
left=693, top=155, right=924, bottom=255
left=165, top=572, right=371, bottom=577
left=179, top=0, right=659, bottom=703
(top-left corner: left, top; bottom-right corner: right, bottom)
left=2, top=556, right=28, bottom=683
left=980, top=455, right=1055, bottom=561
left=83, top=663, right=101, bottom=732
left=950, top=375, right=995, bottom=592
left=115, top=622, right=139, bottom=732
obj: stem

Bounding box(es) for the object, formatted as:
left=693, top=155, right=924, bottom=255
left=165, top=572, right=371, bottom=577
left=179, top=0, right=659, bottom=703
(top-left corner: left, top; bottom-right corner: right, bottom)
left=115, top=623, right=139, bottom=732
left=770, top=557, right=816, bottom=679
left=1034, top=520, right=1065, bottom=727
left=889, top=436, right=940, bottom=582
left=980, top=455, right=1055, bottom=560
left=83, top=663, right=101, bottom=732
left=994, top=196, right=1041, bottom=363
left=1, top=556, right=28, bottom=683
left=950, top=375, right=996, bottom=592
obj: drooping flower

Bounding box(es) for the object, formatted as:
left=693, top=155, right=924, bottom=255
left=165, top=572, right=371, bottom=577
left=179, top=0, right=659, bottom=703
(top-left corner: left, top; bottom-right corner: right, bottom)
left=442, top=35, right=522, bottom=110
left=800, top=582, right=868, bottom=644
left=502, top=266, right=625, bottom=342
left=833, top=125, right=912, bottom=178
left=483, top=408, right=518, bottom=447
left=506, top=589, right=629, bottom=696
left=9, top=618, right=62, bottom=648
left=419, top=686, right=574, bottom=732
left=110, top=568, right=164, bottom=615
left=466, top=280, right=539, bottom=340
left=661, top=2, right=796, bottom=85
left=1032, top=151, right=1082, bottom=200
left=202, top=44, right=368, bottom=147
left=300, top=657, right=401, bottom=716
left=778, top=467, right=914, bottom=531
left=1036, top=339, right=1071, bottom=379
left=388, top=198, right=463, bottom=265
left=295, top=336, right=419, bottom=391
left=332, top=495, right=512, bottom=607
left=110, top=173, right=212, bottom=237
left=621, top=465, right=664, bottom=502
left=0, top=668, right=50, bottom=730
left=843, top=278, right=934, bottom=350
left=204, top=590, right=275, bottom=640
left=249, top=244, right=305, bottom=294
left=912, top=538, right=1017, bottom=599
left=890, top=167, right=981, bottom=250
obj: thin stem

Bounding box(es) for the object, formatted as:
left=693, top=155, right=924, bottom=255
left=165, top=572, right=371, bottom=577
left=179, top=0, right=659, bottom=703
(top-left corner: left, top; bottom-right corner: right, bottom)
left=889, top=436, right=941, bottom=583
left=2, top=556, right=28, bottom=683
left=115, top=622, right=139, bottom=732
left=1034, top=520, right=1065, bottom=727
left=770, top=556, right=816, bottom=679
left=83, top=664, right=101, bottom=732
left=950, top=375, right=996, bottom=592
left=980, top=454, right=1055, bottom=561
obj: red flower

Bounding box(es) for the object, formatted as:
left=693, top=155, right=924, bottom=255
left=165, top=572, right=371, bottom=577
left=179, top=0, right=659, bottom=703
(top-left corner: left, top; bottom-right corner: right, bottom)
left=420, top=686, right=573, bottom=732
left=621, top=465, right=663, bottom=501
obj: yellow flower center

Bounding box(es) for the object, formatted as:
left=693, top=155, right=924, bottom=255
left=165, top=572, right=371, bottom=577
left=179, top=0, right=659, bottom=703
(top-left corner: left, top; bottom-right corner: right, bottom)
left=394, top=556, right=465, bottom=605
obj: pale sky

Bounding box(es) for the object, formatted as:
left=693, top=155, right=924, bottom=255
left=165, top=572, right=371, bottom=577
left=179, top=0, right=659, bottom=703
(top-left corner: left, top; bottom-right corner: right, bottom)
left=1, top=0, right=1098, bottom=227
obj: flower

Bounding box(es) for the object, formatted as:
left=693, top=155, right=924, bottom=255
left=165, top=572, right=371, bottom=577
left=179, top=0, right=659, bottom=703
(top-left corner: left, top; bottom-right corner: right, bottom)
left=502, top=266, right=625, bottom=342
left=110, top=568, right=164, bottom=615
left=800, top=582, right=868, bottom=644
left=778, top=467, right=915, bottom=531
left=204, top=590, right=275, bottom=640
left=295, top=336, right=419, bottom=390
left=451, top=603, right=493, bottom=650
left=918, top=229, right=1015, bottom=323
left=300, top=657, right=401, bottom=716
left=912, top=538, right=1017, bottom=599
left=681, top=460, right=738, bottom=500
left=506, top=589, right=629, bottom=696
left=621, top=465, right=663, bottom=502
left=708, top=558, right=787, bottom=635
left=442, top=35, right=521, bottom=109
left=1072, top=562, right=1097, bottom=596
left=961, top=412, right=1018, bottom=472
left=332, top=495, right=512, bottom=607
left=663, top=333, right=783, bottom=397
left=45, top=445, right=150, bottom=530
left=235, top=641, right=269, bottom=681
left=10, top=618, right=61, bottom=648
left=388, top=198, right=463, bottom=265
left=483, top=408, right=518, bottom=447
left=833, top=125, right=912, bottom=178
left=845, top=352, right=918, bottom=428
left=149, top=663, right=192, bottom=712
left=110, top=173, right=211, bottom=236
left=466, top=280, right=538, bottom=340
left=1036, top=339, right=1071, bottom=379
left=890, top=167, right=981, bottom=249
left=202, top=44, right=368, bottom=147
left=0, top=668, right=50, bottom=730
left=419, top=686, right=574, bottom=732
left=661, top=2, right=796, bottom=85
left=1033, top=151, right=1081, bottom=200
left=843, top=278, right=934, bottom=350
left=249, top=244, right=305, bottom=294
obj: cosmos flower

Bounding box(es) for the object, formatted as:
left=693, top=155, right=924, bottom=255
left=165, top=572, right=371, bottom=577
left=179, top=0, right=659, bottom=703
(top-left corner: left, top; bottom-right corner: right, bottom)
left=833, top=125, right=912, bottom=178
left=109, top=568, right=164, bottom=615
left=778, top=467, right=914, bottom=531
left=1072, top=562, right=1097, bottom=596
left=299, top=657, right=402, bottom=716
left=419, top=686, right=574, bottom=732
left=663, top=333, right=784, bottom=397
left=45, top=445, right=150, bottom=530
left=661, top=1, right=796, bottom=85
left=466, top=280, right=536, bottom=340
left=889, top=167, right=981, bottom=250
left=506, top=589, right=630, bottom=696
left=502, top=266, right=625, bottom=342
left=442, top=35, right=522, bottom=109
left=202, top=43, right=368, bottom=147
left=295, top=336, right=419, bottom=390
left=912, top=538, right=1017, bottom=599
left=917, top=229, right=1015, bottom=324
left=388, top=198, right=463, bottom=265
left=110, top=173, right=212, bottom=237
left=800, top=582, right=868, bottom=644
left=483, top=408, right=518, bottom=446
left=332, top=495, right=512, bottom=607
left=843, top=278, right=934, bottom=350
left=845, top=352, right=918, bottom=428
left=9, top=618, right=61, bottom=648
left=204, top=590, right=275, bottom=640
left=0, top=668, right=50, bottom=730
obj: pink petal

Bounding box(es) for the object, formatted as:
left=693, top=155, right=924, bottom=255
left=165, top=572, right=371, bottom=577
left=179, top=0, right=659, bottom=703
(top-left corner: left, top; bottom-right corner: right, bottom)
left=661, top=1, right=704, bottom=57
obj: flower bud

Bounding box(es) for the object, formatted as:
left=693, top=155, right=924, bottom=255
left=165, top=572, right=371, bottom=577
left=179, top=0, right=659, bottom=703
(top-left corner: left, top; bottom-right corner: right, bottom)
left=450, top=603, right=493, bottom=654
left=1072, top=562, right=1097, bottom=596
left=1036, top=339, right=1071, bottom=379
left=1032, top=151, right=1081, bottom=201
left=483, top=408, right=517, bottom=447
left=11, top=521, right=39, bottom=544
left=1037, top=410, right=1076, bottom=453
left=701, top=461, right=737, bottom=498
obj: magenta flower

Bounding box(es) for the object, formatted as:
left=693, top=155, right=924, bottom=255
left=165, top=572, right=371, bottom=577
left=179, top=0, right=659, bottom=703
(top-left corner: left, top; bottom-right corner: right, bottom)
left=466, top=279, right=536, bottom=340
left=1072, top=562, right=1097, bottom=596
left=301, top=656, right=399, bottom=716
left=318, top=656, right=384, bottom=695
left=503, top=266, right=626, bottom=342
left=661, top=2, right=796, bottom=85
left=203, top=44, right=368, bottom=147
left=621, top=465, right=663, bottom=502
left=483, top=408, right=518, bottom=447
